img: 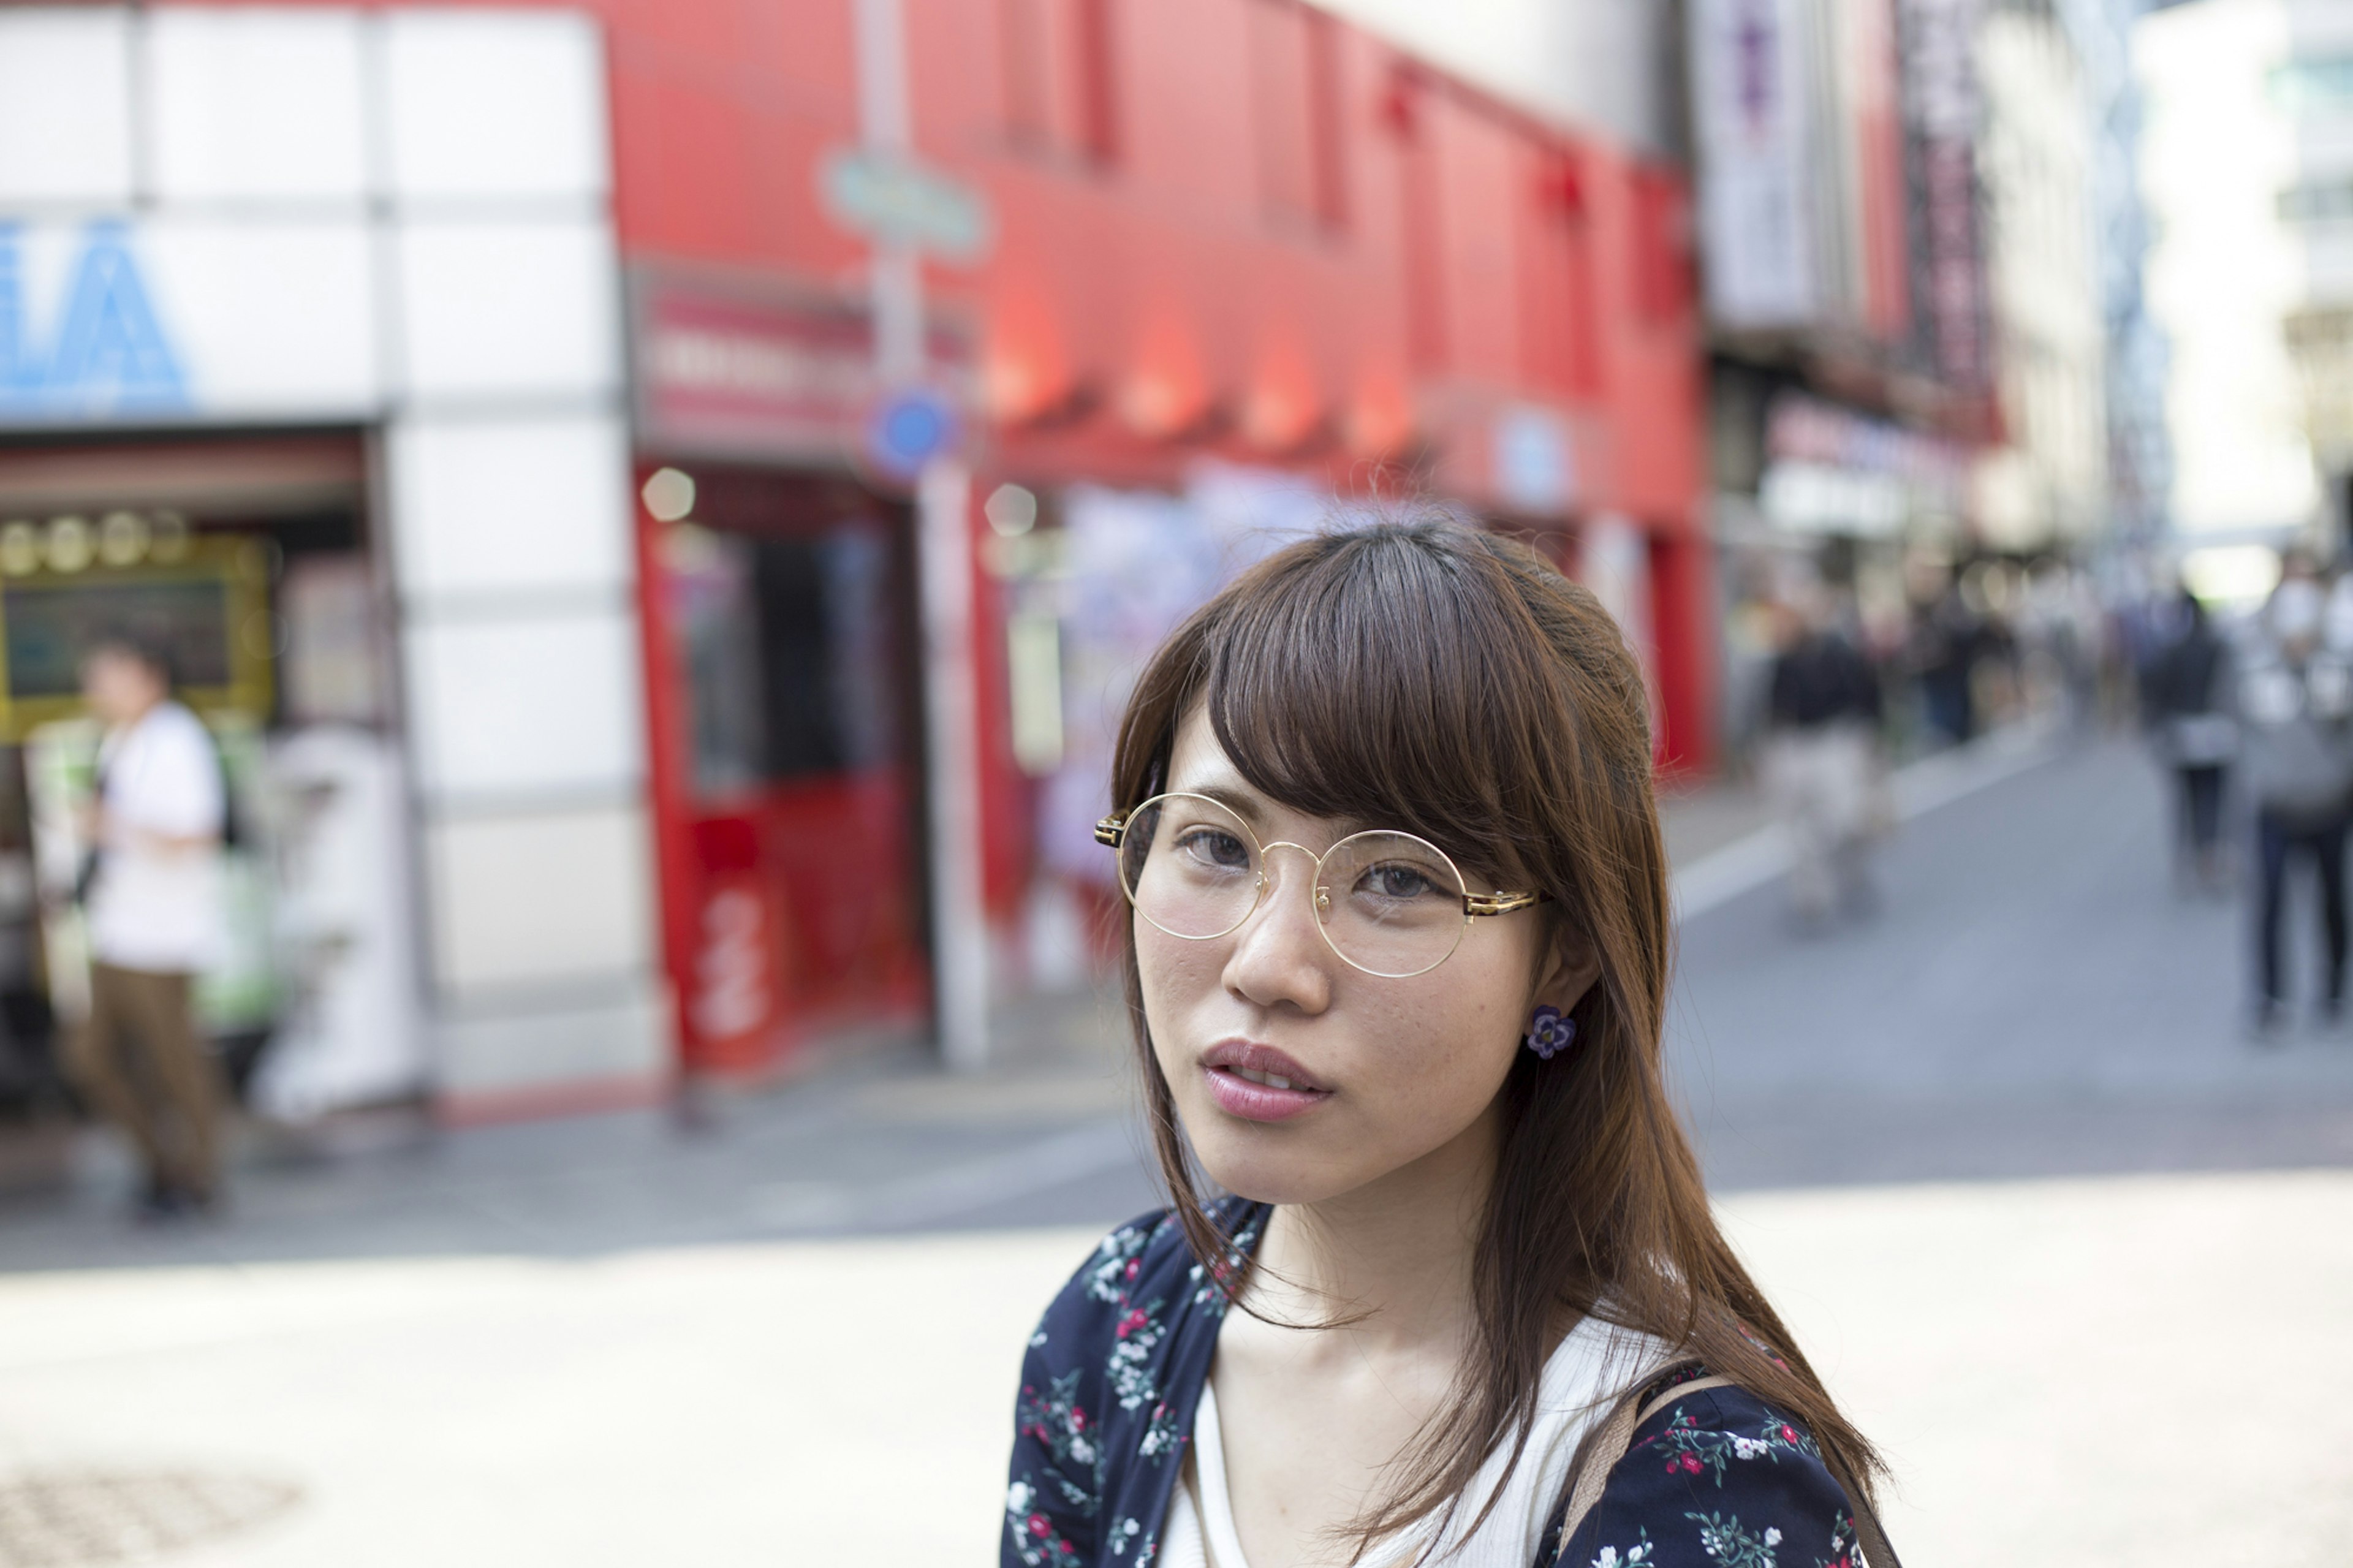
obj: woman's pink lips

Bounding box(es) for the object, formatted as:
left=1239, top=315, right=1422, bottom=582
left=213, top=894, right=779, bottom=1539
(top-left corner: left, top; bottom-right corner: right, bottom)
left=1202, top=1064, right=1332, bottom=1121
left=1198, top=1039, right=1333, bottom=1122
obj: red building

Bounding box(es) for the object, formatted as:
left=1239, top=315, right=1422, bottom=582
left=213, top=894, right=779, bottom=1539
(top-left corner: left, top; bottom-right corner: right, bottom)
left=613, top=0, right=1712, bottom=1081
left=0, top=1, right=1707, bottom=1112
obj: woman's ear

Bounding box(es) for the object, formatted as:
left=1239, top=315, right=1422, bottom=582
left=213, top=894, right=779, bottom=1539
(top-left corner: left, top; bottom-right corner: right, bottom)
left=1528, top=921, right=1602, bottom=1017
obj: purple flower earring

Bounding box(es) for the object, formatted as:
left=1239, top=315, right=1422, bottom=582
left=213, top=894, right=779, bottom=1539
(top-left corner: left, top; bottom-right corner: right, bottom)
left=1525, top=1004, right=1575, bottom=1060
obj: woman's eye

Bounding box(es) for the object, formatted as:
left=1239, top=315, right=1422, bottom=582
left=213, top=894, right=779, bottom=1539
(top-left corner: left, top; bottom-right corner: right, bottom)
left=1175, top=828, right=1251, bottom=868
left=1362, top=864, right=1440, bottom=900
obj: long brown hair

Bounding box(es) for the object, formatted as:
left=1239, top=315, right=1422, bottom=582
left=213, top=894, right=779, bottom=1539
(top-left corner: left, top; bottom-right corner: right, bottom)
left=1108, top=513, right=1881, bottom=1554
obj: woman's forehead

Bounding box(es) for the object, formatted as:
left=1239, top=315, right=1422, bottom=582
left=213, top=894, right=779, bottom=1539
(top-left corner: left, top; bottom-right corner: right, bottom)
left=1164, top=708, right=1256, bottom=807
left=1165, top=708, right=1371, bottom=838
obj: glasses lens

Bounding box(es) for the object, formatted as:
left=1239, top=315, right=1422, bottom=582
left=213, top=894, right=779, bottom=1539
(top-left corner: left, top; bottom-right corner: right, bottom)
left=1317, top=831, right=1468, bottom=977
left=1121, top=793, right=1261, bottom=940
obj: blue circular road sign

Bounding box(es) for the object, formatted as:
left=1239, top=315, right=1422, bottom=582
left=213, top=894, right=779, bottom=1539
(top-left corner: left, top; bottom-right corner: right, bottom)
left=865, top=387, right=960, bottom=479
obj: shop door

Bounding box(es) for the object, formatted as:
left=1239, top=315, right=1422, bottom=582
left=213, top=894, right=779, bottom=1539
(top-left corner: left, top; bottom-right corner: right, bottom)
left=646, top=466, right=926, bottom=1077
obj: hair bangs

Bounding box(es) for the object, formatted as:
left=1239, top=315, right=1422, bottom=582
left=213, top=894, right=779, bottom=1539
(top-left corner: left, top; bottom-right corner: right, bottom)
left=1201, top=529, right=1539, bottom=884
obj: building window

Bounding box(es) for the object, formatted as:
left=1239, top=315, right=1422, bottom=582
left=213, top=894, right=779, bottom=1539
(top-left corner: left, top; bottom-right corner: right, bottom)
left=1520, top=147, right=1599, bottom=396
left=1628, top=164, right=1691, bottom=327
left=2279, top=180, right=2353, bottom=225
left=1388, top=69, right=1445, bottom=371
left=1248, top=0, right=1345, bottom=231
left=1001, top=0, right=1116, bottom=165
left=2272, top=57, right=2353, bottom=115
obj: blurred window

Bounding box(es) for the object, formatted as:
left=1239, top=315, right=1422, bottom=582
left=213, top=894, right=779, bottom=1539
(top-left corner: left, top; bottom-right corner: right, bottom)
left=1000, top=0, right=1116, bottom=165
left=1389, top=72, right=1446, bottom=372
left=667, top=523, right=904, bottom=801
left=2271, top=58, right=2353, bottom=116
left=1520, top=147, right=1599, bottom=397
left=1248, top=0, right=1346, bottom=232
left=2279, top=180, right=2353, bottom=225
left=1629, top=164, right=1692, bottom=327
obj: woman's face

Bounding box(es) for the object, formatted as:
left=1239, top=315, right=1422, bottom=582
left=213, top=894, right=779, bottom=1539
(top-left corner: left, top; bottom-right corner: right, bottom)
left=1137, top=706, right=1591, bottom=1208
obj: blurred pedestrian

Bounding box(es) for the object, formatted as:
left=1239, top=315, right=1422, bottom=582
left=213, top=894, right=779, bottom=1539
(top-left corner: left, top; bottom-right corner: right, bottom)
left=1006, top=520, right=1897, bottom=1568
left=1910, top=577, right=1985, bottom=746
left=2230, top=579, right=2353, bottom=1038
left=61, top=634, right=227, bottom=1219
left=2141, top=589, right=2235, bottom=893
left=1762, top=593, right=1886, bottom=928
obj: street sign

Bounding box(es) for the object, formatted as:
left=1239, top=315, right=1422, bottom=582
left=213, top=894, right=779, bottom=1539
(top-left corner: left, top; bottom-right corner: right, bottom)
left=818, top=148, right=993, bottom=263
left=864, top=386, right=960, bottom=479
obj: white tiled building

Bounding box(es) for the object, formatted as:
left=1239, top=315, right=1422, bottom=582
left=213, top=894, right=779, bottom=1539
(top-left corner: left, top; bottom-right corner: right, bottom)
left=0, top=7, right=662, bottom=1119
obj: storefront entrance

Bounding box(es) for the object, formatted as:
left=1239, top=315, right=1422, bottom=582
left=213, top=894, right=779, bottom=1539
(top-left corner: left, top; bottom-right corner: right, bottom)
left=642, top=464, right=930, bottom=1077
left=0, top=430, right=419, bottom=1161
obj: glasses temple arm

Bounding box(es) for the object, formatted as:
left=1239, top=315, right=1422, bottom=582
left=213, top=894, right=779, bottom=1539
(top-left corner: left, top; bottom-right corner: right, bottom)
left=1463, top=890, right=1548, bottom=918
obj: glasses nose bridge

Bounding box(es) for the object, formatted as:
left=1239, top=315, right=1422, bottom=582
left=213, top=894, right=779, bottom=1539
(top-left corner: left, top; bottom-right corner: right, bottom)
left=1251, top=839, right=1333, bottom=917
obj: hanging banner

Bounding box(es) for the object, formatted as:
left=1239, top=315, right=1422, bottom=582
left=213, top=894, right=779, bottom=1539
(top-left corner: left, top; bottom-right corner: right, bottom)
left=1898, top=0, right=1995, bottom=406
left=1689, top=0, right=1818, bottom=328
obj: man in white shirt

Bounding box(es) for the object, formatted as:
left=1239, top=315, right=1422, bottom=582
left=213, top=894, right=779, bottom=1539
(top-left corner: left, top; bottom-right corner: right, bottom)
left=63, top=634, right=227, bottom=1218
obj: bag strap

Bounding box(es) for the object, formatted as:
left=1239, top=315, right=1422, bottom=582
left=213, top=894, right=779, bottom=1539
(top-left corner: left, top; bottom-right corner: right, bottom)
left=1547, top=1365, right=1903, bottom=1568
left=1550, top=1361, right=1711, bottom=1561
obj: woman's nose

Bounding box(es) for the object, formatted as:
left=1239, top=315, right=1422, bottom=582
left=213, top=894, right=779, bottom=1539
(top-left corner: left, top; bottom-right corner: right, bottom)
left=1222, top=843, right=1333, bottom=1010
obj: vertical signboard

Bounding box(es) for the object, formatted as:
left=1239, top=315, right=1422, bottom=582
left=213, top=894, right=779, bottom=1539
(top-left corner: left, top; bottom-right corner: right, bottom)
left=1689, top=0, right=1818, bottom=328
left=1898, top=0, right=1995, bottom=418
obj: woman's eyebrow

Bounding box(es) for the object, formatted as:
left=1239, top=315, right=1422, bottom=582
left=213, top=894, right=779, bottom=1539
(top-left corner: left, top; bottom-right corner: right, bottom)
left=1167, top=777, right=1267, bottom=828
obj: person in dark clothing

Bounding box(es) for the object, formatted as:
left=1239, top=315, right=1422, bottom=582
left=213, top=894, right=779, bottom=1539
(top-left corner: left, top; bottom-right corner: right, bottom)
left=1762, top=598, right=1887, bottom=925
left=2230, top=578, right=2353, bottom=1036
left=2140, top=591, right=2235, bottom=892
left=1911, top=583, right=1985, bottom=746
left=1770, top=618, right=1885, bottom=733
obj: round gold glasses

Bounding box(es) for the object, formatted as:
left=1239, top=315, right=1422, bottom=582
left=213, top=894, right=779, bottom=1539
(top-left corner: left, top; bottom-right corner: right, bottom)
left=1094, top=792, right=1548, bottom=979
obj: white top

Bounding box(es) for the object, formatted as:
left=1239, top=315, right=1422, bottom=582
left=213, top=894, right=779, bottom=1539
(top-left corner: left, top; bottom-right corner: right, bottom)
left=87, top=700, right=226, bottom=973
left=1162, top=1317, right=1666, bottom=1568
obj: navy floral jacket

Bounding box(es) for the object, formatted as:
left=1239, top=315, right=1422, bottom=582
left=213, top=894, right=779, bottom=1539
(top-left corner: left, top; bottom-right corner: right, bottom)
left=1004, top=1203, right=1875, bottom=1568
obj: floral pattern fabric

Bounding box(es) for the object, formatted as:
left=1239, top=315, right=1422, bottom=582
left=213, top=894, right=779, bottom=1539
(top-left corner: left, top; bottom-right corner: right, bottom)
left=1004, top=1206, right=1876, bottom=1568
left=1550, top=1378, right=1873, bottom=1568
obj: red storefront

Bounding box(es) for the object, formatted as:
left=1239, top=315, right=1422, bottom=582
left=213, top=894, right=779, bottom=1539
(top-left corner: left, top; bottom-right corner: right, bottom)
left=592, top=0, right=1711, bottom=1077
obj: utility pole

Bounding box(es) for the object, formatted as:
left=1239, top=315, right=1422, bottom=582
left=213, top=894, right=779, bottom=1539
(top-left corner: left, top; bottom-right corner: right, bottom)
left=853, top=0, right=990, bottom=1071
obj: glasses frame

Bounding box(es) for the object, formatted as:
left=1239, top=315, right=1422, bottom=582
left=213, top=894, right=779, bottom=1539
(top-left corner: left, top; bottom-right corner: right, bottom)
left=1094, top=791, right=1550, bottom=979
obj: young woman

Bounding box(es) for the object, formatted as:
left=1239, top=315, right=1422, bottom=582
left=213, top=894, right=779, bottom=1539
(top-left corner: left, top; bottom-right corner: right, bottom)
left=1004, top=518, right=1893, bottom=1568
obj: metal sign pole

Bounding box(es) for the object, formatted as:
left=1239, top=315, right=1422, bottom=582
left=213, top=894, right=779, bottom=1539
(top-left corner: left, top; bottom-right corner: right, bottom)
left=855, top=0, right=990, bottom=1070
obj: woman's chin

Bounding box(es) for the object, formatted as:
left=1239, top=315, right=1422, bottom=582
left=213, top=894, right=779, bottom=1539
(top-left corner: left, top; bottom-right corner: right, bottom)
left=1187, top=1129, right=1368, bottom=1208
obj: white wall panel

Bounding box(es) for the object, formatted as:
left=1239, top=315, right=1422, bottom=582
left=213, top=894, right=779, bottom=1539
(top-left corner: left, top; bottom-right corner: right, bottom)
left=388, top=413, right=632, bottom=601
left=404, top=611, right=643, bottom=800
left=381, top=12, right=609, bottom=202
left=0, top=10, right=134, bottom=205
left=394, top=221, right=621, bottom=401
left=143, top=219, right=379, bottom=415
left=147, top=10, right=368, bottom=202
left=423, top=804, right=652, bottom=994
left=434, top=991, right=666, bottom=1097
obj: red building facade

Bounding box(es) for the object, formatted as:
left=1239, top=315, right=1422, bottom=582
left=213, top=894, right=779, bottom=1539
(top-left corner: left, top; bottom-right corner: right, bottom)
left=593, top=0, right=1711, bottom=1076
left=0, top=0, right=1708, bottom=1123
left=96, top=0, right=1705, bottom=1093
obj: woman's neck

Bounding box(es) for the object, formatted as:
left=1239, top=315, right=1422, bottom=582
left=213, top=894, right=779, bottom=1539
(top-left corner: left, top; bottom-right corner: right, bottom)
left=1247, top=1101, right=1499, bottom=1355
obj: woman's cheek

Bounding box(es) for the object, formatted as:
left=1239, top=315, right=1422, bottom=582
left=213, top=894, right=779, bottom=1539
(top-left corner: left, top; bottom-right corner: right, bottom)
left=1381, top=990, right=1517, bottom=1122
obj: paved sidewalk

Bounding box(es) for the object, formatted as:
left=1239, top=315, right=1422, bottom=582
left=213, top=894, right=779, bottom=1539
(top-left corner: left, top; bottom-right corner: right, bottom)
left=0, top=985, right=1151, bottom=1271
left=0, top=1168, right=2343, bottom=1568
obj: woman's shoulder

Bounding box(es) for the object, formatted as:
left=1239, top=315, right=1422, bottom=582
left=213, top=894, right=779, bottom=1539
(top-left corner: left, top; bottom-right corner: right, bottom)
left=1006, top=1200, right=1265, bottom=1567
left=1559, top=1373, right=1871, bottom=1568
left=1026, top=1197, right=1265, bottom=1366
